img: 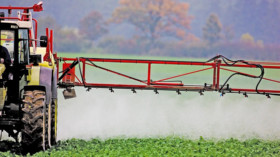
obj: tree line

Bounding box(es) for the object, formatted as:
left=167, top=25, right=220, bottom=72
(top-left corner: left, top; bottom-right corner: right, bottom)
left=37, top=0, right=280, bottom=61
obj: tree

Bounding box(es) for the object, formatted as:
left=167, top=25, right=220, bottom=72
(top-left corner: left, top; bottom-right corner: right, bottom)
left=37, top=16, right=61, bottom=37
left=110, top=0, right=192, bottom=47
left=223, top=25, right=235, bottom=42
left=37, top=16, right=86, bottom=52
left=240, top=33, right=254, bottom=44
left=203, top=13, right=222, bottom=45
left=79, top=11, right=108, bottom=41
left=240, top=33, right=264, bottom=48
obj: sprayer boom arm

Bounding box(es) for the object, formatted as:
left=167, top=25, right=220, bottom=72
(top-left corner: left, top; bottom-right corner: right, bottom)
left=57, top=55, right=280, bottom=98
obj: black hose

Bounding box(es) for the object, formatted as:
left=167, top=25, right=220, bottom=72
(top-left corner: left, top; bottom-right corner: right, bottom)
left=206, top=55, right=267, bottom=95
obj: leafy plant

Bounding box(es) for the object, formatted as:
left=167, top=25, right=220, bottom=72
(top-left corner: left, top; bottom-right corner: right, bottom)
left=1, top=137, right=279, bottom=156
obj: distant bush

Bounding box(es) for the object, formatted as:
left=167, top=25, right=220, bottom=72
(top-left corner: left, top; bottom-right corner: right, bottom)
left=98, top=37, right=150, bottom=55
left=54, top=27, right=92, bottom=52
left=97, top=38, right=280, bottom=61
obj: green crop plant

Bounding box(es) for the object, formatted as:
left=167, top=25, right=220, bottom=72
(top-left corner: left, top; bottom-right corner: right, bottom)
left=1, top=137, right=278, bottom=156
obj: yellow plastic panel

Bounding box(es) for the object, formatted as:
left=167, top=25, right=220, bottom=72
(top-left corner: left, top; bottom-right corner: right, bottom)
left=28, top=66, right=40, bottom=85
left=0, top=64, right=6, bottom=79
left=0, top=88, right=6, bottom=110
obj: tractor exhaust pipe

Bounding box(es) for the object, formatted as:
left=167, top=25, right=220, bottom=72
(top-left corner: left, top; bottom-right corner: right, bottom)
left=63, top=87, right=76, bottom=99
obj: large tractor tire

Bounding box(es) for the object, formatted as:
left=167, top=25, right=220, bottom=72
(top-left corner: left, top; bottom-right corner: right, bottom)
left=21, top=89, right=48, bottom=153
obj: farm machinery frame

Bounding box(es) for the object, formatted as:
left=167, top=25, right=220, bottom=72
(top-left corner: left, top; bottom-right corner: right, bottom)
left=0, top=1, right=280, bottom=153
left=58, top=56, right=280, bottom=98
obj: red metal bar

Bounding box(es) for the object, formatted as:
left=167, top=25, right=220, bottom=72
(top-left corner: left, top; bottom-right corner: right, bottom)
left=74, top=75, right=82, bottom=84
left=216, top=60, right=221, bottom=90
left=21, top=9, right=29, bottom=21
left=0, top=2, right=43, bottom=12
left=213, top=65, right=216, bottom=89
left=151, top=82, right=184, bottom=86
left=32, top=18, right=38, bottom=46
left=220, top=67, right=280, bottom=84
left=61, top=57, right=215, bottom=66
left=45, top=28, right=49, bottom=61
left=70, top=83, right=205, bottom=90
left=147, top=63, right=151, bottom=85
left=67, top=82, right=280, bottom=94
left=231, top=88, right=280, bottom=94
left=152, top=67, right=213, bottom=83
left=0, top=17, right=20, bottom=20
left=82, top=59, right=86, bottom=83
left=28, top=30, right=32, bottom=47
left=50, top=29, right=53, bottom=53
left=44, top=28, right=53, bottom=62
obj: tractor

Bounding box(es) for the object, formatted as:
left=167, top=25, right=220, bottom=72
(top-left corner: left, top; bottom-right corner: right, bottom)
left=0, top=2, right=57, bottom=152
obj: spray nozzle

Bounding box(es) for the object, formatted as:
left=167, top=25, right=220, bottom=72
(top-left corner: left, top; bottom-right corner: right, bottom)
left=109, top=87, right=114, bottom=93
left=154, top=89, right=159, bottom=94
left=86, top=87, right=92, bottom=92
left=220, top=91, right=225, bottom=97
left=176, top=89, right=181, bottom=95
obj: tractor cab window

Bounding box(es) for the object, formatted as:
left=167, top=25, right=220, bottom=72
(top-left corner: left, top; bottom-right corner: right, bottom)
left=0, top=30, right=15, bottom=63
left=18, top=29, right=29, bottom=64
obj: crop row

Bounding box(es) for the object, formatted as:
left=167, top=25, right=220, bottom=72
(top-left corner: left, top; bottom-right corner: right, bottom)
left=1, top=137, right=279, bottom=156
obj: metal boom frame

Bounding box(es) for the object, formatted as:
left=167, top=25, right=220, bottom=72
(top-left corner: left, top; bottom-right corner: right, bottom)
left=57, top=55, right=280, bottom=98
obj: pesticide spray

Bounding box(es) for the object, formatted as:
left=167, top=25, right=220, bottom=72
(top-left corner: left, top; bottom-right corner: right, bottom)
left=58, top=88, right=280, bottom=141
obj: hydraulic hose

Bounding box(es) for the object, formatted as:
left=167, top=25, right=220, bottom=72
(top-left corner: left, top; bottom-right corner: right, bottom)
left=206, top=55, right=269, bottom=96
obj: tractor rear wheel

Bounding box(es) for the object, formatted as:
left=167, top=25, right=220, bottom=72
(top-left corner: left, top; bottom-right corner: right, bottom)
left=21, top=89, right=47, bottom=153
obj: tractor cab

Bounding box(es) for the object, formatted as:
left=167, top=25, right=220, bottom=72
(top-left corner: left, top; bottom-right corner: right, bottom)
left=0, top=13, right=34, bottom=110
left=0, top=24, right=30, bottom=71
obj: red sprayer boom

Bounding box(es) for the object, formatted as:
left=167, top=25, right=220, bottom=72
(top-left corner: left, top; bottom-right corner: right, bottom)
left=57, top=55, right=280, bottom=99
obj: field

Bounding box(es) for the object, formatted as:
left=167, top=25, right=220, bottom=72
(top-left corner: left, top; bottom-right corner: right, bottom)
left=0, top=137, right=280, bottom=156
left=1, top=53, right=280, bottom=156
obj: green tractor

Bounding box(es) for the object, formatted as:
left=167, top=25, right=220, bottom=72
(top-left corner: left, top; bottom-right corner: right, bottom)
left=0, top=2, right=57, bottom=152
